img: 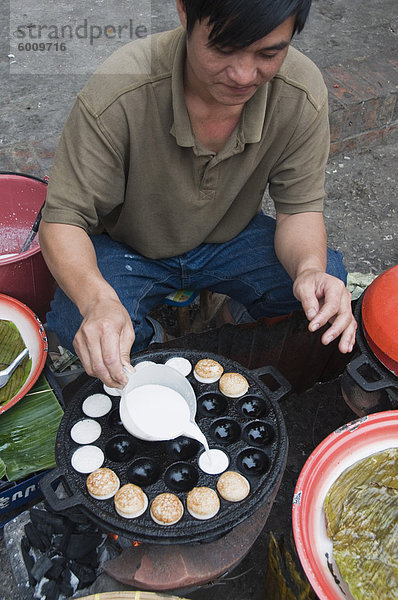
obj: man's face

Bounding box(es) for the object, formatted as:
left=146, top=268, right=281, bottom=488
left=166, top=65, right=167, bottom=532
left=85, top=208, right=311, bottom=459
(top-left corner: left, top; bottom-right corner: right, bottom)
left=180, top=11, right=296, bottom=107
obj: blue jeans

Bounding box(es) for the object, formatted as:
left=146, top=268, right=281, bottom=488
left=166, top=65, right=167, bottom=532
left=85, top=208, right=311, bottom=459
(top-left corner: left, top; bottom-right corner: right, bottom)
left=46, top=214, right=347, bottom=354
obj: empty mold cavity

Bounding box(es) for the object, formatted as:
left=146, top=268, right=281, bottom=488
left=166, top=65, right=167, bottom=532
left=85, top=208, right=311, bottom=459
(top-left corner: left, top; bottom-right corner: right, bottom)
left=164, top=462, right=199, bottom=493
left=126, top=457, right=161, bottom=487
left=237, top=396, right=267, bottom=418
left=242, top=421, right=275, bottom=447
left=209, top=418, right=241, bottom=444
left=108, top=408, right=126, bottom=431
left=237, top=448, right=270, bottom=476
left=105, top=435, right=136, bottom=462
left=197, top=393, right=228, bottom=417
left=167, top=436, right=201, bottom=460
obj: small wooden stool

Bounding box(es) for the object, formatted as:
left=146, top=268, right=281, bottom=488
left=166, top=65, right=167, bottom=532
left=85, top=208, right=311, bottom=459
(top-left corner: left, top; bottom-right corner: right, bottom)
left=161, top=290, right=227, bottom=336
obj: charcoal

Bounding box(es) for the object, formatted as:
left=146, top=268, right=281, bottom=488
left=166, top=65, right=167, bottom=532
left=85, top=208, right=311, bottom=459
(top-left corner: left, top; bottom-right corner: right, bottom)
left=40, top=579, right=60, bottom=600
left=38, top=529, right=51, bottom=549
left=74, top=521, right=98, bottom=534
left=65, top=533, right=103, bottom=560
left=58, top=568, right=77, bottom=597
left=46, top=555, right=66, bottom=580
left=30, top=555, right=53, bottom=582
left=30, top=508, right=65, bottom=536
left=21, top=535, right=36, bottom=587
left=79, top=549, right=100, bottom=568
left=69, top=560, right=97, bottom=589
left=21, top=534, right=31, bottom=555
left=24, top=522, right=47, bottom=552
left=52, top=522, right=72, bottom=555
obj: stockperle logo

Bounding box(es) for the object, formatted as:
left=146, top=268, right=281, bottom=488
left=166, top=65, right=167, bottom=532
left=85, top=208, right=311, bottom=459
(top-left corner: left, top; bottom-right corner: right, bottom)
left=8, top=0, right=152, bottom=75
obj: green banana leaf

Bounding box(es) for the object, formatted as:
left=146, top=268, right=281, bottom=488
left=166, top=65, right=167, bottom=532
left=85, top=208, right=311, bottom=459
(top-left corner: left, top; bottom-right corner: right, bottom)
left=0, top=374, right=63, bottom=481
left=324, top=447, right=398, bottom=537
left=0, top=319, right=32, bottom=406
left=333, top=484, right=398, bottom=600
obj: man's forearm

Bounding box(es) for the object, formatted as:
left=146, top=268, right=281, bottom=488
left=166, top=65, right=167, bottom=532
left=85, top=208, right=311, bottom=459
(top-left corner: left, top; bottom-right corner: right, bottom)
left=38, top=221, right=119, bottom=316
left=274, top=211, right=327, bottom=280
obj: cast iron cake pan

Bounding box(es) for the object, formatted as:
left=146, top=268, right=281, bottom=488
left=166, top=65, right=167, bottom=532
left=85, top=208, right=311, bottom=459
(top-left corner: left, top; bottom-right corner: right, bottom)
left=41, top=349, right=290, bottom=544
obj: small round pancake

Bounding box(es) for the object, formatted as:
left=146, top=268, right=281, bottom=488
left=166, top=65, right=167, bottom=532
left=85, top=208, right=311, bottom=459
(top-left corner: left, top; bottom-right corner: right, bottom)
left=70, top=419, right=102, bottom=445
left=150, top=493, right=184, bottom=526
left=114, top=484, right=148, bottom=518
left=86, top=468, right=120, bottom=500
left=71, top=445, right=104, bottom=474
left=194, top=359, right=224, bottom=383
left=165, top=356, right=192, bottom=377
left=217, top=471, right=250, bottom=502
left=186, top=487, right=220, bottom=520
left=82, top=394, right=113, bottom=418
left=219, top=372, right=249, bottom=398
left=103, top=383, right=122, bottom=397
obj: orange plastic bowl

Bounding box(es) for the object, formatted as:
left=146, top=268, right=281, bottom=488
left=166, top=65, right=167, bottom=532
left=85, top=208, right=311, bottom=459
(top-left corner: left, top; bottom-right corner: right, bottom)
left=362, top=265, right=398, bottom=375
left=0, top=293, right=48, bottom=414
left=292, top=411, right=398, bottom=600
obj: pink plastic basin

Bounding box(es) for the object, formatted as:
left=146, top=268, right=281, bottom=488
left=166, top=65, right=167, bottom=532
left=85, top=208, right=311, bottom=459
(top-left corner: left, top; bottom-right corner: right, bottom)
left=0, top=172, right=56, bottom=322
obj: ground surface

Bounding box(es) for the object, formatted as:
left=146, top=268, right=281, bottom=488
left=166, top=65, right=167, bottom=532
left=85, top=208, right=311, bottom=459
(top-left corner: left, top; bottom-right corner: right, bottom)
left=0, top=0, right=397, bottom=598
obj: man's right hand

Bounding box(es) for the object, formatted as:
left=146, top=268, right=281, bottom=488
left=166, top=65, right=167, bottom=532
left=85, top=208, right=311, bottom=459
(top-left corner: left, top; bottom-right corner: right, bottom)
left=38, top=222, right=135, bottom=388
left=73, top=297, right=135, bottom=388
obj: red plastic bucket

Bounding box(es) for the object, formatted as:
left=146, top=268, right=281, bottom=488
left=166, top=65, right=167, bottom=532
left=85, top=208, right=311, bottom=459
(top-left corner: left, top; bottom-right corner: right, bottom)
left=0, top=172, right=56, bottom=322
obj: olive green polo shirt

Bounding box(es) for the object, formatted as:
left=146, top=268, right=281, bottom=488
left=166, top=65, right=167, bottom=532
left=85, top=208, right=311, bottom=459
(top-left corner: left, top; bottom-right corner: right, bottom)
left=43, top=27, right=330, bottom=259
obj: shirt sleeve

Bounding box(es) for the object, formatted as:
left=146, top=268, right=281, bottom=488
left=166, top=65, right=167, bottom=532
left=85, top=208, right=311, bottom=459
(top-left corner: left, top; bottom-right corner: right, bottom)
left=42, top=96, right=126, bottom=233
left=268, top=95, right=330, bottom=214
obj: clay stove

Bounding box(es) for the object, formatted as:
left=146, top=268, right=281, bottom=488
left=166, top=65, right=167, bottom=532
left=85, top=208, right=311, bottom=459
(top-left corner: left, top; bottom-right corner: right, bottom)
left=101, top=491, right=278, bottom=593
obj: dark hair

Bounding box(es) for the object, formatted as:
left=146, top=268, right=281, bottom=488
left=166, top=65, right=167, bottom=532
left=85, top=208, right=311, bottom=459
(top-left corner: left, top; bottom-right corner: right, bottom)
left=181, top=0, right=312, bottom=48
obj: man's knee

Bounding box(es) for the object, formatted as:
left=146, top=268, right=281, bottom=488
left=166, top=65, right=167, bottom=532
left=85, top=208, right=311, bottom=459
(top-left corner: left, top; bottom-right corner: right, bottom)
left=326, top=248, right=347, bottom=284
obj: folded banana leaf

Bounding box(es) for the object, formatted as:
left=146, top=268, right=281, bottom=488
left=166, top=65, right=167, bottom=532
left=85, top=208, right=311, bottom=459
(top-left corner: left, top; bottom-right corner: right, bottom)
left=324, top=448, right=398, bottom=537
left=0, top=374, right=63, bottom=481
left=332, top=483, right=398, bottom=600
left=0, top=319, right=32, bottom=406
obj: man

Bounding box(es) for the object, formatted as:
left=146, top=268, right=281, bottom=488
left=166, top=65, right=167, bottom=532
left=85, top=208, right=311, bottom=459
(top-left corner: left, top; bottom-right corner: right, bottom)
left=39, top=0, right=356, bottom=389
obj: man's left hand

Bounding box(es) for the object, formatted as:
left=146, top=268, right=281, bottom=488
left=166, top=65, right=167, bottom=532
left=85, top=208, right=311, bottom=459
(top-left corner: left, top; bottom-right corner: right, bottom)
left=293, top=269, right=357, bottom=353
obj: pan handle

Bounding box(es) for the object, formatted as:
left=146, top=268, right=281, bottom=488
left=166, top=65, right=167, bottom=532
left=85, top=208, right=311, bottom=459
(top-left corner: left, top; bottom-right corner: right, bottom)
left=346, top=354, right=398, bottom=392
left=39, top=467, right=83, bottom=512
left=249, top=365, right=291, bottom=402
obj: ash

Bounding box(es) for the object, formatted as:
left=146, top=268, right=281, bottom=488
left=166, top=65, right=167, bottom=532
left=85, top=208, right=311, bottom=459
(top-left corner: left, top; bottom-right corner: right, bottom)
left=3, top=499, right=121, bottom=600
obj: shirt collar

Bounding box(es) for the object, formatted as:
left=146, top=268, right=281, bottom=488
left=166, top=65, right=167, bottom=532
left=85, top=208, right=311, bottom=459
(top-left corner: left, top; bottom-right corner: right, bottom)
left=170, top=28, right=269, bottom=148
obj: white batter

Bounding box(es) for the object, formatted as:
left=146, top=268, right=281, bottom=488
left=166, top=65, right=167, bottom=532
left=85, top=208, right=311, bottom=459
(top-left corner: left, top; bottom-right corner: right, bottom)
left=71, top=445, right=104, bottom=473
left=199, top=448, right=230, bottom=475
left=70, top=419, right=101, bottom=445
left=124, top=384, right=197, bottom=439
left=82, top=393, right=112, bottom=418
left=165, top=357, right=192, bottom=377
